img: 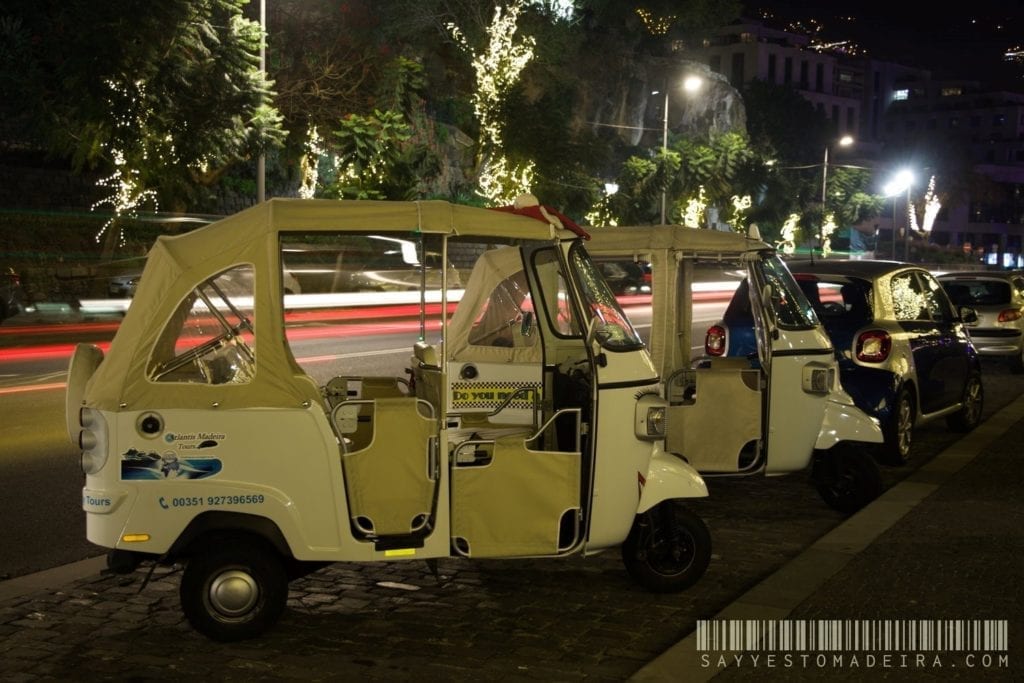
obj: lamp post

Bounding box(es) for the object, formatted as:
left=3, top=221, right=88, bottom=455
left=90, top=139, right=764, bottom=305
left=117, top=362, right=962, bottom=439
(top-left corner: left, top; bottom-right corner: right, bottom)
left=819, top=135, right=854, bottom=256
left=257, top=0, right=266, bottom=203
left=654, top=74, right=703, bottom=225
left=883, top=169, right=913, bottom=261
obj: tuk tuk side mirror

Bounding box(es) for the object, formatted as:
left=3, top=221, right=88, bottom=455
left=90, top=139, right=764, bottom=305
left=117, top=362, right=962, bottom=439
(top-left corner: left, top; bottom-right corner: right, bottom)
left=520, top=311, right=534, bottom=337
left=959, top=306, right=978, bottom=324
left=584, top=318, right=609, bottom=367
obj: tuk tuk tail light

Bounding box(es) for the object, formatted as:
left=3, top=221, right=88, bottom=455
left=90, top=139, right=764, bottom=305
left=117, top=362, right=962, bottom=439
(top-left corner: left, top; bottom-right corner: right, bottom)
left=856, top=330, right=892, bottom=363
left=705, top=325, right=726, bottom=357
left=997, top=308, right=1022, bottom=323
left=78, top=407, right=109, bottom=475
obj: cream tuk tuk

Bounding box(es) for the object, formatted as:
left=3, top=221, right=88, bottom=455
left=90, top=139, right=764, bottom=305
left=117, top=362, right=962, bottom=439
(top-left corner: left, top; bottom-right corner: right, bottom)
left=586, top=226, right=884, bottom=513
left=65, top=198, right=711, bottom=641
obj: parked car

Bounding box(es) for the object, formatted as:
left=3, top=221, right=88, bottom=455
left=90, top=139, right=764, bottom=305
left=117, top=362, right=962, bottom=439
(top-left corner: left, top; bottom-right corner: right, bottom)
left=1, top=266, right=26, bottom=320
left=706, top=260, right=984, bottom=465
left=598, top=260, right=651, bottom=295
left=108, top=272, right=142, bottom=298
left=787, top=260, right=983, bottom=465
left=937, top=270, right=1024, bottom=373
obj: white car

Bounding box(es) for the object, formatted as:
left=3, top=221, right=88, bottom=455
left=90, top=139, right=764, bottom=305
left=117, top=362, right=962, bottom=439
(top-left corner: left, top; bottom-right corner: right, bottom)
left=938, top=270, right=1024, bottom=373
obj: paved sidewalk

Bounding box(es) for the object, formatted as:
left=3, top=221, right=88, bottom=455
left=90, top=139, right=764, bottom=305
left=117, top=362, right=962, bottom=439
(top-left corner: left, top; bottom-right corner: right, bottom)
left=633, top=394, right=1024, bottom=682
left=1, top=398, right=1021, bottom=681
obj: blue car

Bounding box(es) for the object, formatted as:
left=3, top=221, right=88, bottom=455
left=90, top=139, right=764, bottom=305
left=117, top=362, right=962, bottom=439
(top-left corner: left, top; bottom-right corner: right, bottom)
left=706, top=260, right=983, bottom=465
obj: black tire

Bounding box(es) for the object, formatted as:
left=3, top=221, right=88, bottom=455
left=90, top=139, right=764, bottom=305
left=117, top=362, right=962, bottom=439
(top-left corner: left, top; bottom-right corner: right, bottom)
left=947, top=372, right=983, bottom=432
left=812, top=444, right=884, bottom=514
left=621, top=501, right=711, bottom=593
left=880, top=385, right=915, bottom=465
left=180, top=538, right=288, bottom=642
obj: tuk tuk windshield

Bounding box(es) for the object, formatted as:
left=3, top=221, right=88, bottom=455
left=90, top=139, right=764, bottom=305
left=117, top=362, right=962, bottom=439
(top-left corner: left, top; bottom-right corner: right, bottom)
left=754, top=255, right=819, bottom=330
left=570, top=244, right=644, bottom=351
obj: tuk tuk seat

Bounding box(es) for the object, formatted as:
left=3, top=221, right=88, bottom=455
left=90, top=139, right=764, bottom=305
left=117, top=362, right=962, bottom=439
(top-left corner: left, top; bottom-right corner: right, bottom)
left=335, top=397, right=439, bottom=538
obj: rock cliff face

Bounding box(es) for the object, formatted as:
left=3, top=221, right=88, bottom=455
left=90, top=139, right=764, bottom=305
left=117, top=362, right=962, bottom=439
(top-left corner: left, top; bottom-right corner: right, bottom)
left=578, top=59, right=746, bottom=146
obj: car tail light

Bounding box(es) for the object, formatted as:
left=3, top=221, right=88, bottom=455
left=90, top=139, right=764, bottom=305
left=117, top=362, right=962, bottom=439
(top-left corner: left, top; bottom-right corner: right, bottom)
left=997, top=308, right=1022, bottom=323
left=856, top=330, right=891, bottom=363
left=705, top=324, right=726, bottom=356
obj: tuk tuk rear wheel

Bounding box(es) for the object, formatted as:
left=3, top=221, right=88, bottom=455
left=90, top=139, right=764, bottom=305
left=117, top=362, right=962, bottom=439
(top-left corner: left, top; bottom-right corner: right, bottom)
left=621, top=501, right=711, bottom=593
left=812, top=444, right=883, bottom=514
left=180, top=538, right=288, bottom=642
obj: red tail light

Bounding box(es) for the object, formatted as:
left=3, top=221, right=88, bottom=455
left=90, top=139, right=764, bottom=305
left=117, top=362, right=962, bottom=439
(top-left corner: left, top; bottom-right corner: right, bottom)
left=998, top=309, right=1022, bottom=323
left=705, top=324, right=726, bottom=356
left=856, top=330, right=892, bottom=363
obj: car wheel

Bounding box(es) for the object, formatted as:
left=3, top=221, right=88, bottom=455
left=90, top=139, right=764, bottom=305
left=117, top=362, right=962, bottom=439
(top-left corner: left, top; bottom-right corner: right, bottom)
left=180, top=537, right=288, bottom=642
left=947, top=372, right=983, bottom=432
left=880, top=386, right=914, bottom=466
left=812, top=444, right=884, bottom=514
left=621, top=501, right=711, bottom=593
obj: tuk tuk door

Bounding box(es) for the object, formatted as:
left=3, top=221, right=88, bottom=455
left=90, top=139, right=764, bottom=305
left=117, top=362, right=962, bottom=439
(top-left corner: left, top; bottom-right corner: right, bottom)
left=444, top=245, right=586, bottom=559
left=664, top=258, right=765, bottom=474
left=748, top=256, right=833, bottom=474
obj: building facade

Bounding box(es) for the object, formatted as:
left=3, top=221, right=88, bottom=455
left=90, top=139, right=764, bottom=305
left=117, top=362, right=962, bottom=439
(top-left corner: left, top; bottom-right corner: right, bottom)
left=680, top=18, right=1024, bottom=266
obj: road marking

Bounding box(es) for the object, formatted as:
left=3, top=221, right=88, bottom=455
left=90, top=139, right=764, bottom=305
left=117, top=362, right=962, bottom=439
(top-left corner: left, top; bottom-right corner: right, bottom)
left=299, top=347, right=413, bottom=364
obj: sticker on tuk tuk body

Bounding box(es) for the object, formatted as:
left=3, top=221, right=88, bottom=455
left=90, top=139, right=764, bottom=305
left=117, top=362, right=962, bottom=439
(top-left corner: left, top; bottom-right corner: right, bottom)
left=450, top=381, right=542, bottom=410
left=120, top=448, right=223, bottom=481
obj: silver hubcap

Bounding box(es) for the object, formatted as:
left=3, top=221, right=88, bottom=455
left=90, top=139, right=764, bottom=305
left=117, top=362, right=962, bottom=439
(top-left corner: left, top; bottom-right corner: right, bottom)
left=897, top=398, right=913, bottom=456
left=208, top=570, right=259, bottom=618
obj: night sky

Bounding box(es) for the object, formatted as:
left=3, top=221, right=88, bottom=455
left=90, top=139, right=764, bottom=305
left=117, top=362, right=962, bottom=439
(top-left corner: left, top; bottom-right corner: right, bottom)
left=749, top=1, right=1023, bottom=90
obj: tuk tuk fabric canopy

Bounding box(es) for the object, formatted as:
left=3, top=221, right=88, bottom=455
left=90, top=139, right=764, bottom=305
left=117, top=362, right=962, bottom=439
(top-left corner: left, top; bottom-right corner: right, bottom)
left=585, top=226, right=773, bottom=378
left=585, top=225, right=771, bottom=259
left=84, top=199, right=576, bottom=412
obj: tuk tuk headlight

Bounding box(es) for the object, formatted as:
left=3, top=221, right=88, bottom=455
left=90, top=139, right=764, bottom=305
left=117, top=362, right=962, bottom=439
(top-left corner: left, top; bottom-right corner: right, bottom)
left=801, top=363, right=835, bottom=395
left=79, top=407, right=109, bottom=475
left=634, top=393, right=669, bottom=440
left=646, top=406, right=667, bottom=437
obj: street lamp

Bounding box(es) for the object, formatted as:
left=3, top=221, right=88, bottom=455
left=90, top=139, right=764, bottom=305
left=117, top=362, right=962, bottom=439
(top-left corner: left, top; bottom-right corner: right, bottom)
left=883, top=169, right=913, bottom=261
left=819, top=135, right=854, bottom=255
left=257, top=0, right=266, bottom=203
left=654, top=74, right=703, bottom=224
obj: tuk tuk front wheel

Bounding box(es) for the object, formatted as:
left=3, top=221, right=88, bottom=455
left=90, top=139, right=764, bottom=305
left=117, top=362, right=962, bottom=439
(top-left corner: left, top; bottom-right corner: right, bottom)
left=812, top=444, right=883, bottom=514
left=621, top=501, right=711, bottom=593
left=180, top=538, right=288, bottom=642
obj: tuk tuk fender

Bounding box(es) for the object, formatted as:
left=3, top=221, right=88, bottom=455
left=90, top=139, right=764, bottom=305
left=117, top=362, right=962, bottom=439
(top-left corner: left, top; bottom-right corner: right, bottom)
left=637, top=448, right=708, bottom=514
left=814, top=396, right=884, bottom=450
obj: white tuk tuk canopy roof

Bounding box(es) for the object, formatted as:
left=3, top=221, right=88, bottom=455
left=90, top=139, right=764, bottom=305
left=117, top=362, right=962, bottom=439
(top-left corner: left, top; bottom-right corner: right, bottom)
left=85, top=199, right=577, bottom=412
left=585, top=225, right=773, bottom=377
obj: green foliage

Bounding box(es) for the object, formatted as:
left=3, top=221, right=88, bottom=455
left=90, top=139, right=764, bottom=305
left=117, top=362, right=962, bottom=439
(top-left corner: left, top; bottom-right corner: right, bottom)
left=323, top=110, right=412, bottom=199
left=1, top=0, right=286, bottom=210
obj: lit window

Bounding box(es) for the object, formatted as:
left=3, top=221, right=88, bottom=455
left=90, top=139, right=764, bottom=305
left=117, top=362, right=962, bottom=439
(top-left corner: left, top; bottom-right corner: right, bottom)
left=893, top=89, right=909, bottom=101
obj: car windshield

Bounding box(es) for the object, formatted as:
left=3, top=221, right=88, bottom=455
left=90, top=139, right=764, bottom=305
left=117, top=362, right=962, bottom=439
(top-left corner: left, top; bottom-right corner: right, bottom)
left=942, top=279, right=1011, bottom=306
left=569, top=244, right=644, bottom=351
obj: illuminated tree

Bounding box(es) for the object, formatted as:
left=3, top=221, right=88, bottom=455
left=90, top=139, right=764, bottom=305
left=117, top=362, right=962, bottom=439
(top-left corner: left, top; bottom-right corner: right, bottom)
left=447, top=1, right=537, bottom=204
left=1, top=0, right=285, bottom=217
